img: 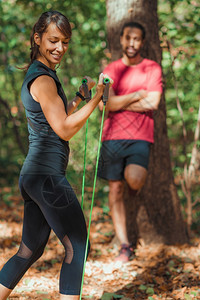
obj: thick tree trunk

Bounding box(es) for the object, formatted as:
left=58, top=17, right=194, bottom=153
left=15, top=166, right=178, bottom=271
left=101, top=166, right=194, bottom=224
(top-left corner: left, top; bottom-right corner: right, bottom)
left=106, top=0, right=188, bottom=244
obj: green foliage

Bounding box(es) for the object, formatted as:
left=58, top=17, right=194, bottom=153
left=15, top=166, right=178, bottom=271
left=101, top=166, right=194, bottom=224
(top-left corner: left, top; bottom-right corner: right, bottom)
left=158, top=0, right=200, bottom=216
left=159, top=0, right=200, bottom=153
left=101, top=293, right=124, bottom=300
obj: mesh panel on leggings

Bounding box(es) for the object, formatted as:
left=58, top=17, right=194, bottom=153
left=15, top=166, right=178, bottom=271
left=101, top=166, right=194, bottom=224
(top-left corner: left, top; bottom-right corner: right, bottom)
left=62, top=235, right=73, bottom=264
left=17, top=241, right=33, bottom=259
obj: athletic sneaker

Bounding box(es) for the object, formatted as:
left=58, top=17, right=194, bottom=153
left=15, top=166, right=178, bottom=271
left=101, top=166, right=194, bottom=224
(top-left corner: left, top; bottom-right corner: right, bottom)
left=115, top=244, right=134, bottom=262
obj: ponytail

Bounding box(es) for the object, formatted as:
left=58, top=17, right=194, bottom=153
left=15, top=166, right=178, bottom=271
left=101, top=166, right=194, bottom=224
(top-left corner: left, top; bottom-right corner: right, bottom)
left=28, top=24, right=40, bottom=69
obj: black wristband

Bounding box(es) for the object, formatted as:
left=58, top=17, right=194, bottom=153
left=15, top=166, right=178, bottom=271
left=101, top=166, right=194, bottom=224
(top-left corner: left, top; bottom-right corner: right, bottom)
left=76, top=91, right=85, bottom=101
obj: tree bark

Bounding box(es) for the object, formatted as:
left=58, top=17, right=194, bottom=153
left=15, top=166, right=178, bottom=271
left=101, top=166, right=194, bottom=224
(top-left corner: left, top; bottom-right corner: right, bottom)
left=106, top=0, right=188, bottom=244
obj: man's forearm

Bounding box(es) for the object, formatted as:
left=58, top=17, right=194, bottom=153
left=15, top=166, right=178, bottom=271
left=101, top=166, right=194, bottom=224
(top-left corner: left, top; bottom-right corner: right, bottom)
left=107, top=90, right=145, bottom=111
left=124, top=98, right=153, bottom=112
left=123, top=92, right=161, bottom=112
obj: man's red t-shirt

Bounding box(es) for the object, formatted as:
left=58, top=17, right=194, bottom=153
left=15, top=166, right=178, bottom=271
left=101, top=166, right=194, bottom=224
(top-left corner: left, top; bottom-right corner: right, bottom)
left=102, top=58, right=163, bottom=143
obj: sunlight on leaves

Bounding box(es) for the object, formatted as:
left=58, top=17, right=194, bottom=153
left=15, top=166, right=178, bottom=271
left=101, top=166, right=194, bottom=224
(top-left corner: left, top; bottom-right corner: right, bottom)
left=184, top=294, right=192, bottom=300
left=101, top=293, right=123, bottom=300
left=146, top=287, right=155, bottom=295
left=139, top=284, right=147, bottom=291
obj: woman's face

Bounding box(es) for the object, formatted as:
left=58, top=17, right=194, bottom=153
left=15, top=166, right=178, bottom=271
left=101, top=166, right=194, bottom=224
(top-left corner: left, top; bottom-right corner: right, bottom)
left=34, top=22, right=70, bottom=69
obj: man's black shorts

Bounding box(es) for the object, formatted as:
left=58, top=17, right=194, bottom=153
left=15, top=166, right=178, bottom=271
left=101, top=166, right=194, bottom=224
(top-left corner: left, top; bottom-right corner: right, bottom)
left=97, top=139, right=151, bottom=181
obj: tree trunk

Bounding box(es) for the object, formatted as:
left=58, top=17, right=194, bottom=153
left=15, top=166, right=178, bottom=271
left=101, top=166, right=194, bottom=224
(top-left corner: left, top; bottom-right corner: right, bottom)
left=106, top=0, right=188, bottom=245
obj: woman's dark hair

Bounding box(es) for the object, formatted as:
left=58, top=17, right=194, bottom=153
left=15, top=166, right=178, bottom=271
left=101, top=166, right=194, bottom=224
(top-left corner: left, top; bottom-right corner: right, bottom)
left=120, top=22, right=145, bottom=40
left=28, top=11, right=71, bottom=69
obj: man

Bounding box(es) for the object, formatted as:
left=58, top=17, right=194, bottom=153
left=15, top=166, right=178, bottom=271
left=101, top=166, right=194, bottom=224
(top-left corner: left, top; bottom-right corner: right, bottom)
left=98, top=22, right=162, bottom=262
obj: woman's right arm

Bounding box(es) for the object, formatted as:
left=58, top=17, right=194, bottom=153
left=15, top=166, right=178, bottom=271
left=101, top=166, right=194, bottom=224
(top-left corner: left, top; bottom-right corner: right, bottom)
left=67, top=76, right=96, bottom=115
left=30, top=73, right=107, bottom=141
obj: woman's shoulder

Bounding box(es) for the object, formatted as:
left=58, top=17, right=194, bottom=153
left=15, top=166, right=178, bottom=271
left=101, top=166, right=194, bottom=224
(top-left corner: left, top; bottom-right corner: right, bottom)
left=24, top=60, right=59, bottom=84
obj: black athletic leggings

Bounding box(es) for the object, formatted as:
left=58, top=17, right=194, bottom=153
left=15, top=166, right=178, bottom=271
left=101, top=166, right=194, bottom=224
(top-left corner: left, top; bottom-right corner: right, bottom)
left=0, top=174, right=88, bottom=295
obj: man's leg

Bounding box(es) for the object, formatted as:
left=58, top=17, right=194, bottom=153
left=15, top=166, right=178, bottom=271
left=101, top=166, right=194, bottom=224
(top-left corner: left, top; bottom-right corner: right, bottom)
left=108, top=180, right=129, bottom=245
left=109, top=164, right=148, bottom=262
left=99, top=140, right=150, bottom=261
left=0, top=284, right=12, bottom=300
left=109, top=164, right=147, bottom=245
left=124, top=164, right=147, bottom=191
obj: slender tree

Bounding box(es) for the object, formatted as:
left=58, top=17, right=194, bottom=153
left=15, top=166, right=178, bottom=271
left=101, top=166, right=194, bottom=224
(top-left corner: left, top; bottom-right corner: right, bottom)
left=105, top=0, right=188, bottom=244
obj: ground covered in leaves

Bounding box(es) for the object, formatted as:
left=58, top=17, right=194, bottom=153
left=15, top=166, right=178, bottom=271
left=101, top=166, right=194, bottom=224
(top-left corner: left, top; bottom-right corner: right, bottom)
left=1, top=192, right=200, bottom=299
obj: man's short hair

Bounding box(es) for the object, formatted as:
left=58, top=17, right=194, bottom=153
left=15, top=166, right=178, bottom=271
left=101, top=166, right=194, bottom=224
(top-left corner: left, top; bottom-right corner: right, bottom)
left=120, top=22, right=146, bottom=40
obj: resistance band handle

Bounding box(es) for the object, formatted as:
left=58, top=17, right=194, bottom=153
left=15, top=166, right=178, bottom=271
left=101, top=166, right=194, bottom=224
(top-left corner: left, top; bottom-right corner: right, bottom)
left=102, top=78, right=110, bottom=105
left=82, top=79, right=91, bottom=102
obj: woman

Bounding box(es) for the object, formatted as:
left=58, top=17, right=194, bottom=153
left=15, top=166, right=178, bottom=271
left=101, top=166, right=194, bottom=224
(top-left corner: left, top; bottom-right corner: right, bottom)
left=0, top=11, right=111, bottom=300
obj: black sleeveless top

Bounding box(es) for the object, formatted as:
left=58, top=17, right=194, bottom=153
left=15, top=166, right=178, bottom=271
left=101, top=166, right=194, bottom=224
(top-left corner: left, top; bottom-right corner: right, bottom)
left=20, top=60, right=69, bottom=175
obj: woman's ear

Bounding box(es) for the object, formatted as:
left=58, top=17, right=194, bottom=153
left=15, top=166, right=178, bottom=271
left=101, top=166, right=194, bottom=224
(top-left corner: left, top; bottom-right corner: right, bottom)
left=34, top=33, right=40, bottom=46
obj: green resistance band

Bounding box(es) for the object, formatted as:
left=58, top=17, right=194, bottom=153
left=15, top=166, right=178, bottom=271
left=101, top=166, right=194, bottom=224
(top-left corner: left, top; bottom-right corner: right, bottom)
left=80, top=78, right=110, bottom=299
left=81, top=118, right=88, bottom=209
left=81, top=78, right=91, bottom=209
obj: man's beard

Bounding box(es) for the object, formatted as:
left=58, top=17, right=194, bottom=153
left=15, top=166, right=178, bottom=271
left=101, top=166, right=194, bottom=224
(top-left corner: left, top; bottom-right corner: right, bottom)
left=123, top=47, right=139, bottom=58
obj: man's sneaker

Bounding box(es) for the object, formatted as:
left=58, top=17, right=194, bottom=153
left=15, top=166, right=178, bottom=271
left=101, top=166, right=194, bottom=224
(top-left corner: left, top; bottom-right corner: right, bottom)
left=115, top=243, right=134, bottom=262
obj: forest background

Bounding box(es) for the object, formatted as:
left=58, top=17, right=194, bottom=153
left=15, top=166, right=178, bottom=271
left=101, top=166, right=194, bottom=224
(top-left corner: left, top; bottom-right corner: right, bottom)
left=0, top=0, right=200, bottom=232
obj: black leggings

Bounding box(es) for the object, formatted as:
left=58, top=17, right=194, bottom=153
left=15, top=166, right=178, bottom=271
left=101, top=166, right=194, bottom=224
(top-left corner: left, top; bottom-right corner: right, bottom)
left=0, top=174, right=88, bottom=295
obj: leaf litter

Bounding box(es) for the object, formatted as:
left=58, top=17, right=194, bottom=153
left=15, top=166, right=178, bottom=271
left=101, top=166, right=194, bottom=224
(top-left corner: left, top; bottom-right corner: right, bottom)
left=1, top=196, right=200, bottom=299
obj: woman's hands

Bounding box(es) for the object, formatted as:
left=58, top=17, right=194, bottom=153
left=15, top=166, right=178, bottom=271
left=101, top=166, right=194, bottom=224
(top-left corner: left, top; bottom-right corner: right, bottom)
left=79, top=76, right=96, bottom=96
left=95, top=73, right=113, bottom=100
left=78, top=73, right=113, bottom=102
